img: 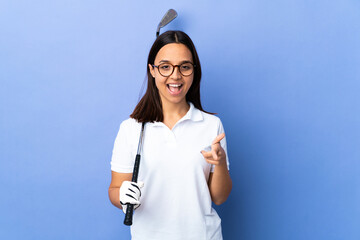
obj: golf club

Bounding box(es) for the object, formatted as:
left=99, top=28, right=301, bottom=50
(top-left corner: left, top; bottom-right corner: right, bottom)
left=156, top=9, right=178, bottom=37
left=123, top=122, right=146, bottom=226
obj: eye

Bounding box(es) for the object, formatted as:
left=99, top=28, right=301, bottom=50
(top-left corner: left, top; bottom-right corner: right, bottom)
left=160, top=64, right=171, bottom=70
left=181, top=64, right=192, bottom=70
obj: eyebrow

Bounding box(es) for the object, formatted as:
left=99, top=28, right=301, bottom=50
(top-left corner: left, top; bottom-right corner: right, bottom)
left=159, top=60, right=193, bottom=64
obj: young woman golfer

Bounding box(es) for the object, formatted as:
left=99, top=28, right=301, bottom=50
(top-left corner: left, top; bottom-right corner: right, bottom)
left=109, top=30, right=232, bottom=240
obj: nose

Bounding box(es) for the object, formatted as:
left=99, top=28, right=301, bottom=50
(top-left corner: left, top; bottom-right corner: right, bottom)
left=170, top=65, right=182, bottom=79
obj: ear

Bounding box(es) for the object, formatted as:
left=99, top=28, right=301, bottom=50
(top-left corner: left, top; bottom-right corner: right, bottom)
left=148, top=64, right=155, bottom=78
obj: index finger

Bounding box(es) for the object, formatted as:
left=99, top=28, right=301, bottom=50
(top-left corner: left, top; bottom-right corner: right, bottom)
left=212, top=133, right=225, bottom=145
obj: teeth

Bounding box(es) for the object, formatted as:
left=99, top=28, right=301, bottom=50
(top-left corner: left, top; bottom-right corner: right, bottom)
left=168, top=84, right=182, bottom=87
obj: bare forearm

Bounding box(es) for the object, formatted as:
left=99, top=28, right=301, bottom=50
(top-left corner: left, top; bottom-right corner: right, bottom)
left=109, top=172, right=132, bottom=210
left=208, top=163, right=232, bottom=205
left=201, top=133, right=232, bottom=205
left=108, top=187, right=123, bottom=210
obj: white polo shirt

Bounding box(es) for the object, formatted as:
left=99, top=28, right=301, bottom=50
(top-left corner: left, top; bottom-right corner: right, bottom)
left=111, top=102, right=229, bottom=240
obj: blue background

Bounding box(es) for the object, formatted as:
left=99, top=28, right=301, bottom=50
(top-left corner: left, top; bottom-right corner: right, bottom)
left=1, top=0, right=359, bottom=239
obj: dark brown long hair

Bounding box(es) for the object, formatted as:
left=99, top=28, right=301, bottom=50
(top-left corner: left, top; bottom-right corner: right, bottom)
left=130, top=30, right=213, bottom=122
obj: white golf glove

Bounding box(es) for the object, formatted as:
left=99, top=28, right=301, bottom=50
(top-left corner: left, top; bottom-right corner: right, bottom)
left=119, top=181, right=144, bottom=213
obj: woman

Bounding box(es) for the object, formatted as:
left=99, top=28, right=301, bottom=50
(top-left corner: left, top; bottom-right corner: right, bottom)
left=109, top=30, right=232, bottom=240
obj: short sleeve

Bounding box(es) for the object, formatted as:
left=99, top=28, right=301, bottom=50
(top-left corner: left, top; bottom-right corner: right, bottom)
left=110, top=120, right=135, bottom=173
left=210, top=118, right=230, bottom=172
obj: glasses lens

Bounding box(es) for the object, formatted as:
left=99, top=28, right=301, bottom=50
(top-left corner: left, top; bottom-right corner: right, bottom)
left=157, top=63, right=194, bottom=77
left=158, top=63, right=173, bottom=77
left=179, top=63, right=194, bottom=76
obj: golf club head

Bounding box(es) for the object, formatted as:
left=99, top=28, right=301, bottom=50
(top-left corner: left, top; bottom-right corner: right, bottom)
left=159, top=9, right=177, bottom=28
left=156, top=9, right=178, bottom=37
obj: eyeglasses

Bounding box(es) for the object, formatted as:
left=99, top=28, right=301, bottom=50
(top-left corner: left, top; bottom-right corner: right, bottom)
left=152, top=62, right=196, bottom=77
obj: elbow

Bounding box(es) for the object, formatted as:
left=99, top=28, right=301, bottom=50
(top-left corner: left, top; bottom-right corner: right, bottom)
left=212, top=196, right=229, bottom=206
left=213, top=200, right=224, bottom=206
left=212, top=191, right=232, bottom=205
left=212, top=183, right=232, bottom=205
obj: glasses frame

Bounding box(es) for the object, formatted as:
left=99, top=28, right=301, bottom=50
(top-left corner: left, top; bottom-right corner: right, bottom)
left=152, top=62, right=196, bottom=77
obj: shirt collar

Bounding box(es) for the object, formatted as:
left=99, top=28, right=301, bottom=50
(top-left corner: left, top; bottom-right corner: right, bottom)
left=182, top=102, right=203, bottom=122
left=151, top=102, right=203, bottom=127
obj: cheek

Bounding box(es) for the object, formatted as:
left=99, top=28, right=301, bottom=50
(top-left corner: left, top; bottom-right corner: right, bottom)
left=186, top=78, right=194, bottom=89
left=183, top=78, right=194, bottom=96
left=154, top=76, right=167, bottom=89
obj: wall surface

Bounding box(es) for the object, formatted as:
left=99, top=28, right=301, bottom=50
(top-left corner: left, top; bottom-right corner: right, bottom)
left=1, top=0, right=359, bottom=239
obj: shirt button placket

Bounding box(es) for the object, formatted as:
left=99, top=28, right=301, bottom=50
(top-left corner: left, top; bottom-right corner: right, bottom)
left=167, top=129, right=177, bottom=147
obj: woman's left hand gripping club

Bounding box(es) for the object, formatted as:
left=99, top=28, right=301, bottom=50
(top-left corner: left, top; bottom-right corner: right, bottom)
left=119, top=181, right=144, bottom=213
left=201, top=133, right=227, bottom=166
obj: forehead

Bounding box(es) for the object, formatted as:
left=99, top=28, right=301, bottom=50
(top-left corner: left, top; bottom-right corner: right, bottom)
left=155, top=43, right=193, bottom=63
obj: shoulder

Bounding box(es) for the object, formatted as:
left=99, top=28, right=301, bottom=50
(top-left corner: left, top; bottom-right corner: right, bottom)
left=119, top=117, right=142, bottom=134
left=196, top=109, right=226, bottom=135
left=121, top=117, right=140, bottom=127
left=199, top=110, right=222, bottom=126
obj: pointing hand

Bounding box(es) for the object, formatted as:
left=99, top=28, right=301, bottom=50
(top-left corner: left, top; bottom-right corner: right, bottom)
left=200, top=133, right=226, bottom=166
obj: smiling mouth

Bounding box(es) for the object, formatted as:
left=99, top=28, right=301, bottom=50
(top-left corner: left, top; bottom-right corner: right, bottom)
left=167, top=84, right=183, bottom=94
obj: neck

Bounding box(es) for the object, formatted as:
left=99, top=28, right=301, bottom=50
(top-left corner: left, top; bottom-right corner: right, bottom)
left=161, top=99, right=190, bottom=121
